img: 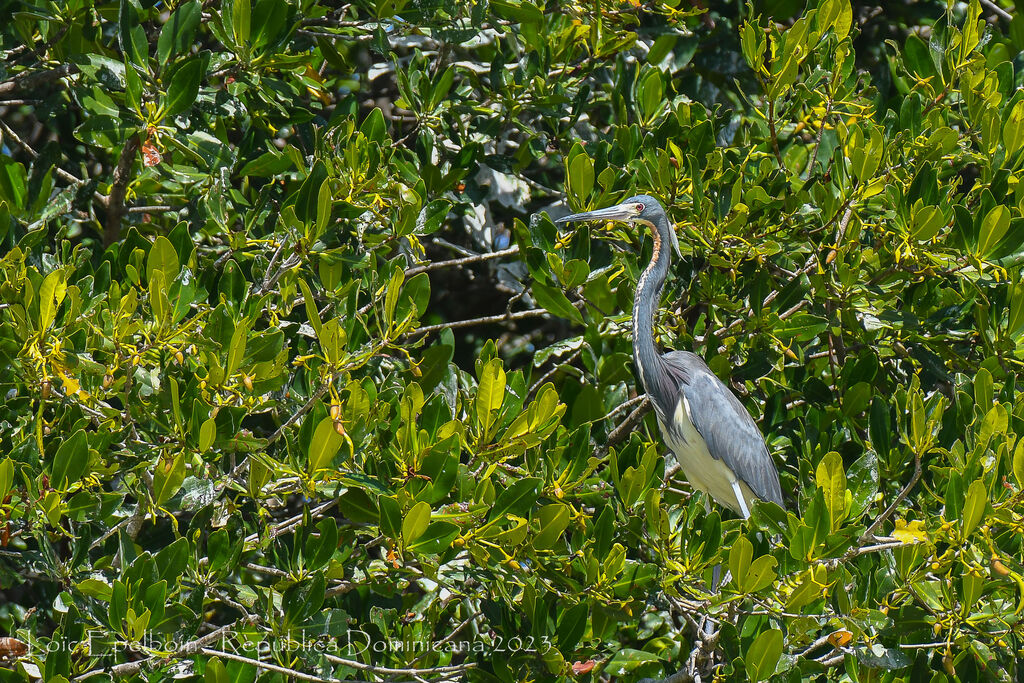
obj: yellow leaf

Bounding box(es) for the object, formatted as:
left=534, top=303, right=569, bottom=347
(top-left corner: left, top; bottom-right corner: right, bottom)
left=58, top=370, right=88, bottom=400
left=892, top=518, right=929, bottom=544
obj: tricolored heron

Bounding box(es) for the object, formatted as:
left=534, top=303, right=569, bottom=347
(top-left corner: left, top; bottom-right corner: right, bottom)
left=557, top=195, right=784, bottom=518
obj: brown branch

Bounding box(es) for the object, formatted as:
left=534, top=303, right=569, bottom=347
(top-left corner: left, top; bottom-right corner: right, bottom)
left=603, top=398, right=652, bottom=453
left=103, top=134, right=141, bottom=247
left=0, top=64, right=73, bottom=97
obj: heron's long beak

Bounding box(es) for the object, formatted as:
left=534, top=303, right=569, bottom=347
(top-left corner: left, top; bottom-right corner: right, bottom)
left=556, top=203, right=637, bottom=224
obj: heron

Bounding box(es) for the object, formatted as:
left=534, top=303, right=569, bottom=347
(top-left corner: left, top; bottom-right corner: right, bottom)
left=556, top=195, right=784, bottom=518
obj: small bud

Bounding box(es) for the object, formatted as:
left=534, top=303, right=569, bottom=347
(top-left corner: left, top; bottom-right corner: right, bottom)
left=333, top=420, right=347, bottom=437
left=174, top=350, right=184, bottom=365
left=942, top=652, right=955, bottom=676
left=103, top=373, right=114, bottom=388
left=330, top=403, right=342, bottom=420
left=242, top=374, right=253, bottom=391
left=40, top=380, right=51, bottom=400
left=991, top=556, right=1010, bottom=577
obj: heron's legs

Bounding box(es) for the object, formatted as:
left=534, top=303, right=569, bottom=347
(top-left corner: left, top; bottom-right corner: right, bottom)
left=731, top=479, right=751, bottom=519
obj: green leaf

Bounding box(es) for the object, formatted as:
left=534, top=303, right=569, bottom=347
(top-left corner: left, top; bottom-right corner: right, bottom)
left=315, top=179, right=332, bottom=238
left=158, top=0, right=201, bottom=65
left=306, top=518, right=338, bottom=570
left=742, top=555, right=778, bottom=593
left=961, top=478, right=987, bottom=538
left=318, top=318, right=346, bottom=364
left=407, top=520, right=459, bottom=554
left=639, top=69, right=663, bottom=122
left=383, top=266, right=404, bottom=331
left=815, top=451, right=847, bottom=532
left=379, top=496, right=401, bottom=539
left=164, top=58, right=204, bottom=117
left=532, top=281, right=583, bottom=324
left=1007, top=283, right=1024, bottom=337
left=226, top=321, right=248, bottom=376
left=308, top=416, right=345, bottom=472
left=149, top=270, right=169, bottom=327
left=297, top=278, right=322, bottom=340
left=476, top=357, right=506, bottom=442
left=1013, top=438, right=1024, bottom=489
left=729, top=535, right=753, bottom=586
left=38, top=268, right=66, bottom=333
left=847, top=451, right=878, bottom=518
left=51, top=429, right=88, bottom=490
left=488, top=477, right=541, bottom=522
left=774, top=313, right=828, bottom=342
left=75, top=115, right=128, bottom=148
left=904, top=34, right=938, bottom=81
left=416, top=199, right=450, bottom=235
left=233, top=0, right=251, bottom=45
left=745, top=628, right=783, bottom=682
left=533, top=504, right=571, bottom=550
left=566, top=146, right=594, bottom=206
left=978, top=205, right=1011, bottom=258
left=153, top=453, right=187, bottom=504
left=148, top=236, right=180, bottom=283
left=0, top=458, right=13, bottom=501
left=557, top=603, right=588, bottom=650
left=199, top=418, right=217, bottom=452
left=1004, top=99, right=1024, bottom=159
left=119, top=0, right=148, bottom=68
left=0, top=157, right=26, bottom=209
left=402, top=501, right=430, bottom=545
left=910, top=205, right=945, bottom=242
left=848, top=124, right=883, bottom=182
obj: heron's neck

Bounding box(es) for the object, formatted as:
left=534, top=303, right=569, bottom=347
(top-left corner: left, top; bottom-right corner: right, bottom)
left=632, top=214, right=672, bottom=393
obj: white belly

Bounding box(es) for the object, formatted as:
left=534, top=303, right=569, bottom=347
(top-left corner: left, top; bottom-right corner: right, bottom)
left=658, top=396, right=755, bottom=517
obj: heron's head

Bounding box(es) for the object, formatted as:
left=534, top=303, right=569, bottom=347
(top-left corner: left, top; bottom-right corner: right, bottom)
left=556, top=194, right=680, bottom=257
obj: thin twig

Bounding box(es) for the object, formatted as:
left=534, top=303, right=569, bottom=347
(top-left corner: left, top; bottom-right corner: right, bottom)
left=405, top=244, right=519, bottom=277
left=0, top=63, right=73, bottom=96
left=320, top=651, right=476, bottom=677
left=602, top=398, right=652, bottom=453
left=0, top=118, right=99, bottom=197
left=980, top=0, right=1012, bottom=22
left=127, top=205, right=175, bottom=213
left=74, top=623, right=242, bottom=680
left=242, top=500, right=337, bottom=547
left=200, top=648, right=341, bottom=683
left=266, top=379, right=334, bottom=445
left=862, top=451, right=923, bottom=540
left=413, top=308, right=551, bottom=335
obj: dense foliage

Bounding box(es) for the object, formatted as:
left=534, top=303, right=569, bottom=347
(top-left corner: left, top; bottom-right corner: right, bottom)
left=1, top=0, right=1023, bottom=680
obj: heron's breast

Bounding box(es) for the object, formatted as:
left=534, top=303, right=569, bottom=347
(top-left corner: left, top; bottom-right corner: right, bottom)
left=658, top=395, right=752, bottom=516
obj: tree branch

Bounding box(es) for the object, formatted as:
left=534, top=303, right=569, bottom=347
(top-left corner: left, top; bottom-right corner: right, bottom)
left=103, top=134, right=140, bottom=247
left=0, top=64, right=74, bottom=97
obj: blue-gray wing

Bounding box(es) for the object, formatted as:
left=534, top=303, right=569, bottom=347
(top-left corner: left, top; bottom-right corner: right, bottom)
left=655, top=350, right=784, bottom=507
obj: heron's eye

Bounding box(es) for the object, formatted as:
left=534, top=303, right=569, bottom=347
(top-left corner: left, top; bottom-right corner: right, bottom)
left=634, top=203, right=644, bottom=213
